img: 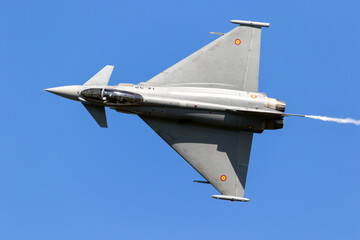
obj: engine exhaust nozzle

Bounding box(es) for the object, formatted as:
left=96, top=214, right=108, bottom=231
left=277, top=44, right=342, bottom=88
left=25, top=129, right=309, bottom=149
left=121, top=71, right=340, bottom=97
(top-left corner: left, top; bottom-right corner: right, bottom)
left=266, top=98, right=286, bottom=112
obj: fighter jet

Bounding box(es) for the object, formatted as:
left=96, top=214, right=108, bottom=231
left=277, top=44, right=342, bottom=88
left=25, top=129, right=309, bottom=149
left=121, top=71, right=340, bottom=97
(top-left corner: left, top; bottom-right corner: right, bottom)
left=46, top=20, right=289, bottom=202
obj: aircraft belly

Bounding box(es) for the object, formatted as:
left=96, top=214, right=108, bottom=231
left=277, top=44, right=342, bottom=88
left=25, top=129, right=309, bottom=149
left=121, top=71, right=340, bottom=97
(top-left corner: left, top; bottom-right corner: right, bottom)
left=117, top=106, right=266, bottom=132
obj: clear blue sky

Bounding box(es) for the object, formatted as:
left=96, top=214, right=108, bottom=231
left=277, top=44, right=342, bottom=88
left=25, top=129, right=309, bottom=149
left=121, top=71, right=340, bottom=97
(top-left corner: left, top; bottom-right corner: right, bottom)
left=1, top=0, right=359, bottom=239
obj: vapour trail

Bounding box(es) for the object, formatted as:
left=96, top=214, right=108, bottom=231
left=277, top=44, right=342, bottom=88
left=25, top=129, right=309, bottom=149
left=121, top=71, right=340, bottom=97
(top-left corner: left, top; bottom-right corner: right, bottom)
left=305, top=115, right=360, bottom=126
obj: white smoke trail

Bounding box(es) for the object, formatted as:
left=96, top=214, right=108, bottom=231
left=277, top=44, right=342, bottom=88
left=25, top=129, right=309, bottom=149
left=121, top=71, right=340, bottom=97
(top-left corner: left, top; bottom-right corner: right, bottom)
left=305, top=115, right=360, bottom=126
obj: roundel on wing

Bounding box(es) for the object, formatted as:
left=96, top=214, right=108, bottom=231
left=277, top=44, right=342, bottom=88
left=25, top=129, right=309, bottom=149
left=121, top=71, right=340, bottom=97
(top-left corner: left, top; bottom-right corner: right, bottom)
left=235, top=39, right=241, bottom=45
left=220, top=175, right=227, bottom=181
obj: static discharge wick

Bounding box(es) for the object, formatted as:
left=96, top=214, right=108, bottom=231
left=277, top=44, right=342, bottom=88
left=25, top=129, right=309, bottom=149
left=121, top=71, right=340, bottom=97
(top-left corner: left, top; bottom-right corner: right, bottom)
left=304, top=115, right=360, bottom=126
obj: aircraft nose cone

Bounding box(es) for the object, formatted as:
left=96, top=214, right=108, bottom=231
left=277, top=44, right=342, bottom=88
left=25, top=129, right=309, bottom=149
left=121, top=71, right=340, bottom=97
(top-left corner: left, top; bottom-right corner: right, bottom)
left=45, top=85, right=80, bottom=100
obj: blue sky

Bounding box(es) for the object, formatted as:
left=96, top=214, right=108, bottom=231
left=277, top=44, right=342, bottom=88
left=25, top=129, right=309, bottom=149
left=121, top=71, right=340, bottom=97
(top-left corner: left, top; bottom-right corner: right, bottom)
left=1, top=0, right=360, bottom=239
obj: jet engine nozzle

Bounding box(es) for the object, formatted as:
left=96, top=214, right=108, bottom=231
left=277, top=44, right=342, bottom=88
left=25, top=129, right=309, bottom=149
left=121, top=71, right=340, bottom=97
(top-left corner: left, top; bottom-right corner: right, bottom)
left=265, top=98, right=286, bottom=112
left=265, top=118, right=284, bottom=130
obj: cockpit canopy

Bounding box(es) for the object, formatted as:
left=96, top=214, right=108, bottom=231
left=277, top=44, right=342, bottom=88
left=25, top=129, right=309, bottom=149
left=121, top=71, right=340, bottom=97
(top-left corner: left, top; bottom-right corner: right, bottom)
left=81, top=88, right=102, bottom=101
left=80, top=88, right=143, bottom=105
left=103, top=89, right=143, bottom=105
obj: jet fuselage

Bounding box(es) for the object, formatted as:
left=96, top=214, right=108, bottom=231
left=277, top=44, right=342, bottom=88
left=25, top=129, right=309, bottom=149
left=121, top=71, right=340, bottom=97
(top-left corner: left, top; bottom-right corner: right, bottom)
left=47, top=84, right=286, bottom=133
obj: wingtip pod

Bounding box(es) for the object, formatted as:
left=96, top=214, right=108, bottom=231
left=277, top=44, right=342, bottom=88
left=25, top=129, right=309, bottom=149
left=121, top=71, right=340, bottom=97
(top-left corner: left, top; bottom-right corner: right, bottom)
left=230, top=20, right=270, bottom=28
left=212, top=195, right=250, bottom=202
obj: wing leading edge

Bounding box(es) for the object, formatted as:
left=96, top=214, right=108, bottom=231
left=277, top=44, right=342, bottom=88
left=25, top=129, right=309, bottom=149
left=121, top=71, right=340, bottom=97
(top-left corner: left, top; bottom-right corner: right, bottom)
left=143, top=20, right=269, bottom=92
left=141, top=117, right=253, bottom=197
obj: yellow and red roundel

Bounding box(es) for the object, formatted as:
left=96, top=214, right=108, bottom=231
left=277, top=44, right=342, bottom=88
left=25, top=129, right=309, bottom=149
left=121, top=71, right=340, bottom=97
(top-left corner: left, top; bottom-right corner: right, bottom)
left=220, top=175, right=227, bottom=181
left=235, top=39, right=241, bottom=45
left=251, top=94, right=257, bottom=98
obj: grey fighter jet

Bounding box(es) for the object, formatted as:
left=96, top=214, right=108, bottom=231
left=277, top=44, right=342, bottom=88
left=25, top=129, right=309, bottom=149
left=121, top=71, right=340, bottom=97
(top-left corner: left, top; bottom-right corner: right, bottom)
left=46, top=20, right=288, bottom=202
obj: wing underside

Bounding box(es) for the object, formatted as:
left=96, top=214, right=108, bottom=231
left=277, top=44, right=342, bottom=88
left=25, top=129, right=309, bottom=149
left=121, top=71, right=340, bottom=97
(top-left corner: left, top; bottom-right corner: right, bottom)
left=141, top=117, right=253, bottom=197
left=143, top=22, right=268, bottom=92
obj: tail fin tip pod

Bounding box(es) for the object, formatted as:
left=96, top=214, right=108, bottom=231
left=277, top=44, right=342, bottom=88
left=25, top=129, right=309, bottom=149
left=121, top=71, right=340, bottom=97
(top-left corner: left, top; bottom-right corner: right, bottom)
left=84, top=65, right=114, bottom=86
